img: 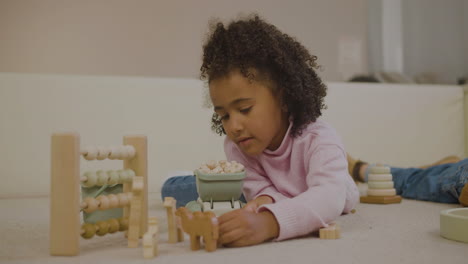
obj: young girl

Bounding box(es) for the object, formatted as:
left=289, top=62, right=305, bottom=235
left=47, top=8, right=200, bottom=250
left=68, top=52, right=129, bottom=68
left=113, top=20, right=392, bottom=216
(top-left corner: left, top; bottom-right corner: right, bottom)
left=347, top=154, right=468, bottom=206
left=161, top=14, right=359, bottom=247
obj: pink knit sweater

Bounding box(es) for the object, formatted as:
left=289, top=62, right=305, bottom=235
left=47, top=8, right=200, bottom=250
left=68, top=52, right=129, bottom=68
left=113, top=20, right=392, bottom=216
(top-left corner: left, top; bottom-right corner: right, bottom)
left=224, top=119, right=359, bottom=241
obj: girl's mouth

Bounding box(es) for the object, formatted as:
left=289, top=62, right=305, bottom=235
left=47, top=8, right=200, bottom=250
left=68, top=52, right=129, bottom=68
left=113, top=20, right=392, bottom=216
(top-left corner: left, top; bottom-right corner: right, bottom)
left=238, top=137, right=253, bottom=147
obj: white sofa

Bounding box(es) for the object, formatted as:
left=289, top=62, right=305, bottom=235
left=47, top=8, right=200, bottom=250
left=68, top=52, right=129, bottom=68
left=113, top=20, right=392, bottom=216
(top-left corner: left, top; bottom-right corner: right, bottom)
left=1, top=73, right=467, bottom=264
left=0, top=73, right=465, bottom=197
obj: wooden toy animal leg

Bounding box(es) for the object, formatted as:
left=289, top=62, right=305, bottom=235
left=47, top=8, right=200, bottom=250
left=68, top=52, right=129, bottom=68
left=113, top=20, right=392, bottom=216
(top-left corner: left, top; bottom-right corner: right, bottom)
left=203, top=235, right=216, bottom=252
left=177, top=224, right=184, bottom=242
left=190, top=234, right=201, bottom=251
left=202, top=211, right=218, bottom=252
left=176, top=207, right=199, bottom=250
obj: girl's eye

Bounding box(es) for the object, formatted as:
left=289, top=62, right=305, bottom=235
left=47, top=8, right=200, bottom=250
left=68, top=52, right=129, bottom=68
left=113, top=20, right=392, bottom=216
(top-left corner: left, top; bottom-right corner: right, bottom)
left=220, top=114, right=229, bottom=121
left=240, top=107, right=252, bottom=114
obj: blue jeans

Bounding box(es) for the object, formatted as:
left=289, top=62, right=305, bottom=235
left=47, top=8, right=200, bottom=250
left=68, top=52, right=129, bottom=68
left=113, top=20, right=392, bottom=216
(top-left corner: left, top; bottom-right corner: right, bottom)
left=161, top=175, right=246, bottom=208
left=365, top=158, right=468, bottom=203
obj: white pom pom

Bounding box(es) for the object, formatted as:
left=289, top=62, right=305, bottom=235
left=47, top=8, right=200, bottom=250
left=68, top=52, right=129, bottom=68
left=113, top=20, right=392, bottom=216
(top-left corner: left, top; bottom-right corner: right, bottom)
left=235, top=163, right=245, bottom=172
left=206, top=160, right=217, bottom=170
left=212, top=166, right=223, bottom=174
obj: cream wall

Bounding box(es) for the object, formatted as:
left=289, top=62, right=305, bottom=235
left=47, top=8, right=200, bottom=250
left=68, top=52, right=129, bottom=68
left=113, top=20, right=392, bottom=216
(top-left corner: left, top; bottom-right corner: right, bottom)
left=0, top=73, right=464, bottom=197
left=0, top=0, right=368, bottom=81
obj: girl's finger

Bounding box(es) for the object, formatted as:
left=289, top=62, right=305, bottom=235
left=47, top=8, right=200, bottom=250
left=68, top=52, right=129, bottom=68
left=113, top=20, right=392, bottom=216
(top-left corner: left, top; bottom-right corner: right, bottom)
left=218, top=209, right=241, bottom=223
left=219, top=216, right=241, bottom=234
left=219, top=228, right=245, bottom=245
left=242, top=202, right=257, bottom=212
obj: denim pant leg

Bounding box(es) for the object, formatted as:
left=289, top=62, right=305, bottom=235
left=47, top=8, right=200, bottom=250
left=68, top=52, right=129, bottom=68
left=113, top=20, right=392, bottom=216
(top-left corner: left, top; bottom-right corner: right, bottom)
left=161, top=175, right=199, bottom=208
left=390, top=159, right=468, bottom=204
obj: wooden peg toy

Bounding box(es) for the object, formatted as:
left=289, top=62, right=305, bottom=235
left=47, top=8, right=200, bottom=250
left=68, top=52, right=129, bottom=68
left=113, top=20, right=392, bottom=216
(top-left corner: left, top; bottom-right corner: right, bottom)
left=128, top=176, right=144, bottom=248
left=163, top=197, right=184, bottom=243
left=143, top=217, right=159, bottom=259
left=360, top=165, right=402, bottom=204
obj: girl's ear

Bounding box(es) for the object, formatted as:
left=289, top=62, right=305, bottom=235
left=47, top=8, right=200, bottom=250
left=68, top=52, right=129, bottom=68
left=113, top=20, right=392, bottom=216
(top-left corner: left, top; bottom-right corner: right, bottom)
left=281, top=104, right=288, bottom=113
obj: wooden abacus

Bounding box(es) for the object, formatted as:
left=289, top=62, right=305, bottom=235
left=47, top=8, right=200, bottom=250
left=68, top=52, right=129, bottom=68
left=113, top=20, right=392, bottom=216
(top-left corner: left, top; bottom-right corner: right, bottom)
left=50, top=133, right=148, bottom=256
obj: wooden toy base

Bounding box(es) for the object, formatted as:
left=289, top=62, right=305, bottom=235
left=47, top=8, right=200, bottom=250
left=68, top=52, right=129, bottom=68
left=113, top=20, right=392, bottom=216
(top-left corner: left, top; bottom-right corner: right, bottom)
left=360, top=195, right=402, bottom=204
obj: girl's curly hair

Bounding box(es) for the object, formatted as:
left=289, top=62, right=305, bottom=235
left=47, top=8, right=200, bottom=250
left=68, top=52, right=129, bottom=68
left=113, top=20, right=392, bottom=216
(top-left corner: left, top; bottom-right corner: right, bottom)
left=200, top=14, right=327, bottom=137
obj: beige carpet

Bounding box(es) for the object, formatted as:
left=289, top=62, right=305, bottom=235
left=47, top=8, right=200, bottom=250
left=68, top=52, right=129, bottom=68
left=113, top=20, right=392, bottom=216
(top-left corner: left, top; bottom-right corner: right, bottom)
left=1, top=191, right=467, bottom=264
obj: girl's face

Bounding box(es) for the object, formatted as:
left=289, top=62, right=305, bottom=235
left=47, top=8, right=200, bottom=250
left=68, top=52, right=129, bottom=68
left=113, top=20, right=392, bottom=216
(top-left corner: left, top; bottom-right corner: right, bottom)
left=209, top=70, right=289, bottom=156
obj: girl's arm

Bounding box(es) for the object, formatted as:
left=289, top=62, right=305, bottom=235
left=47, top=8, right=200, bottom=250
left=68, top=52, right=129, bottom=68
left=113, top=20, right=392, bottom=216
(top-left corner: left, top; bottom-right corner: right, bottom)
left=258, top=145, right=359, bottom=241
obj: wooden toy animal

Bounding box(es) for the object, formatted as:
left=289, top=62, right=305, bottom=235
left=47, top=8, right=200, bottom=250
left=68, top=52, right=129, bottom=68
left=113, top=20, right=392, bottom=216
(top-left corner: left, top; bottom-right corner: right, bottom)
left=175, top=207, right=219, bottom=252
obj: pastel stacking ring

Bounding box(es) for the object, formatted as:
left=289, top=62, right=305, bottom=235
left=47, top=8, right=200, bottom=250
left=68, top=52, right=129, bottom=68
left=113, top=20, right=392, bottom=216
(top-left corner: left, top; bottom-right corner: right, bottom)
left=367, top=188, right=396, bottom=196
left=369, top=165, right=391, bottom=174
left=368, top=174, right=392, bottom=181
left=368, top=181, right=394, bottom=189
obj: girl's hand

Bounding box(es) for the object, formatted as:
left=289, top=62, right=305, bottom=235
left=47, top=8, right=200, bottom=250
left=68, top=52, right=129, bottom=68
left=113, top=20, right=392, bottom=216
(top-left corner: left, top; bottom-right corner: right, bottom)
left=218, top=209, right=279, bottom=247
left=242, top=195, right=273, bottom=212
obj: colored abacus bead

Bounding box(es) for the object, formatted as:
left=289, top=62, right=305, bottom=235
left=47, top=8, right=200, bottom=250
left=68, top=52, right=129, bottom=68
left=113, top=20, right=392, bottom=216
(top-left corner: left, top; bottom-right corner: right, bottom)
left=125, top=169, right=136, bottom=179
left=82, top=171, right=98, bottom=187
left=96, top=146, right=109, bottom=160
left=117, top=193, right=130, bottom=206
left=96, top=221, right=110, bottom=236
left=119, top=218, right=129, bottom=231
left=119, top=146, right=130, bottom=159
left=107, top=194, right=119, bottom=208
left=83, top=197, right=99, bottom=213
left=82, top=146, right=98, bottom=160
left=107, top=218, right=120, bottom=233
left=109, top=146, right=121, bottom=160
left=118, top=170, right=130, bottom=183
left=96, top=170, right=109, bottom=186
left=124, top=145, right=136, bottom=159
left=96, top=195, right=110, bottom=210
left=107, top=170, right=120, bottom=185
left=81, top=223, right=96, bottom=239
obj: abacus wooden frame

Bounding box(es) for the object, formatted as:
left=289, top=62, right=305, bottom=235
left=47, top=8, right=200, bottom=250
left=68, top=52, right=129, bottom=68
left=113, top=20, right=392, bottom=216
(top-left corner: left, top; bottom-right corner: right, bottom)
left=49, top=133, right=148, bottom=256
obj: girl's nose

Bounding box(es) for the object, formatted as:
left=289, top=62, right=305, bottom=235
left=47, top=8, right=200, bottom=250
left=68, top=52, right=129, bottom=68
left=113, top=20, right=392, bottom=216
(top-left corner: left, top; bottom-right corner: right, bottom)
left=227, top=116, right=243, bottom=135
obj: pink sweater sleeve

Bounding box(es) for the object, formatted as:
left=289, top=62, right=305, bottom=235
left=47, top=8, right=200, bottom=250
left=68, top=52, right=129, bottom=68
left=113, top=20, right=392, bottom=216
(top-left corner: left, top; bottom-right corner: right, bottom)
left=259, top=145, right=359, bottom=241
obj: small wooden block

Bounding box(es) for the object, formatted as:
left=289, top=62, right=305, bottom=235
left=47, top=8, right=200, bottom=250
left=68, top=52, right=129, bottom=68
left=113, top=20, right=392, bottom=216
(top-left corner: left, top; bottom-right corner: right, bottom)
left=319, top=223, right=340, bottom=239
left=128, top=176, right=144, bottom=248
left=360, top=195, right=402, bottom=204
left=143, top=217, right=158, bottom=259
